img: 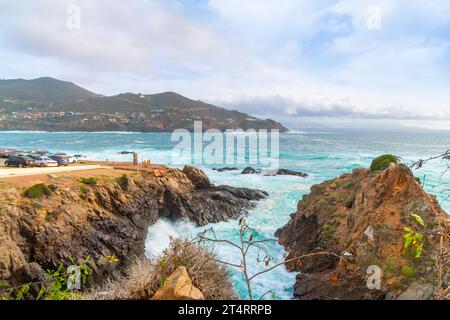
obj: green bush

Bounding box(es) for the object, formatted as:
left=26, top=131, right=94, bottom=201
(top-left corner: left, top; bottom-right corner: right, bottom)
left=24, top=184, right=52, bottom=199
left=370, top=154, right=399, bottom=172
left=79, top=177, right=98, bottom=186
left=401, top=265, right=415, bottom=278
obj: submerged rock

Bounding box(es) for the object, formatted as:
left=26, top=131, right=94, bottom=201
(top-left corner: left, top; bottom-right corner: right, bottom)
left=276, top=163, right=449, bottom=300
left=212, top=167, right=239, bottom=172
left=241, top=167, right=262, bottom=175
left=241, top=167, right=308, bottom=177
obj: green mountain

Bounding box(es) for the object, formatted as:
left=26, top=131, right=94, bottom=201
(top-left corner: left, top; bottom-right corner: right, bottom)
left=0, top=77, right=98, bottom=105
left=0, top=77, right=288, bottom=132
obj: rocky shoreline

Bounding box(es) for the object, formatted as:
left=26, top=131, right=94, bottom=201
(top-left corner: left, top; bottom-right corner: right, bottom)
left=0, top=165, right=267, bottom=288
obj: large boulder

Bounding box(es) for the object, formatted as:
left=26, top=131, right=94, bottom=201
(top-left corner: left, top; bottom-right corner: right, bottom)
left=151, top=266, right=204, bottom=300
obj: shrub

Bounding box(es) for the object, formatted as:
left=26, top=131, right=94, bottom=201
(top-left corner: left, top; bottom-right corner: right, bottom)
left=322, top=223, right=338, bottom=240
left=370, top=154, right=399, bottom=172
left=79, top=177, right=98, bottom=186
left=32, top=202, right=43, bottom=210
left=117, top=174, right=130, bottom=190
left=401, top=265, right=415, bottom=278
left=24, top=183, right=52, bottom=199
left=88, top=239, right=237, bottom=300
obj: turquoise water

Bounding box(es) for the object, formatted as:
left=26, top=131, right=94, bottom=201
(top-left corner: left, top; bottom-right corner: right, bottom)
left=1, top=130, right=449, bottom=299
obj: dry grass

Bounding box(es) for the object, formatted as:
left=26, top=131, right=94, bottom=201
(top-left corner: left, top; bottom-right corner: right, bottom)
left=87, top=239, right=237, bottom=300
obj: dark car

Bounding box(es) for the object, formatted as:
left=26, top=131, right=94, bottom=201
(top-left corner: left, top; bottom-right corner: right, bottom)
left=50, top=155, right=70, bottom=166
left=5, top=156, right=35, bottom=167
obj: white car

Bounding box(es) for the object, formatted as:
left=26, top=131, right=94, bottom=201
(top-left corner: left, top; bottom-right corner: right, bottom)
left=34, top=156, right=59, bottom=167
left=68, top=156, right=77, bottom=164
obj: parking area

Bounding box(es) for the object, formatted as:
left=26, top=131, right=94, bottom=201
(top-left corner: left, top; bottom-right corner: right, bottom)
left=0, top=159, right=110, bottom=178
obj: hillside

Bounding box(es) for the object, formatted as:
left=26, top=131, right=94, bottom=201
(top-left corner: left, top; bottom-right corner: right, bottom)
left=0, top=77, right=288, bottom=132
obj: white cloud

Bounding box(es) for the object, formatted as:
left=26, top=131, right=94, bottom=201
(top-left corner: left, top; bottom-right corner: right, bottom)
left=0, top=0, right=449, bottom=128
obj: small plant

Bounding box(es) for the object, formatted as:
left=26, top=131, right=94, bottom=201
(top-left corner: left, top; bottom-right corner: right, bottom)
left=401, top=265, right=415, bottom=278
left=322, top=223, right=338, bottom=240
left=24, top=183, right=52, bottom=199
left=32, top=202, right=43, bottom=210
left=79, top=185, right=88, bottom=197
left=98, top=255, right=120, bottom=266
left=403, top=214, right=426, bottom=259
left=370, top=154, right=399, bottom=172
left=116, top=174, right=129, bottom=189
left=0, top=256, right=93, bottom=300
left=79, top=177, right=98, bottom=186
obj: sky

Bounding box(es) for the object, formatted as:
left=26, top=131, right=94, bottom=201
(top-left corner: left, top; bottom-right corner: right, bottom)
left=0, top=0, right=450, bottom=130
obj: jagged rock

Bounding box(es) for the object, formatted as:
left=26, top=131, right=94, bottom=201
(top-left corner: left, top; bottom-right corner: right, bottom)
left=151, top=266, right=204, bottom=300
left=0, top=166, right=267, bottom=287
left=183, top=165, right=212, bottom=189
left=241, top=167, right=261, bottom=175
left=241, top=167, right=308, bottom=177
left=274, top=168, right=308, bottom=178
left=213, top=167, right=239, bottom=172
left=277, top=163, right=449, bottom=300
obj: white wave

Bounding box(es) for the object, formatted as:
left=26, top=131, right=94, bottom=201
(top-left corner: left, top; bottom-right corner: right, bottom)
left=145, top=219, right=196, bottom=259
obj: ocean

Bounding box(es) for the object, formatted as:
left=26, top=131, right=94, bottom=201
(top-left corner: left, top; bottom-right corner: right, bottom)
left=1, top=129, right=449, bottom=299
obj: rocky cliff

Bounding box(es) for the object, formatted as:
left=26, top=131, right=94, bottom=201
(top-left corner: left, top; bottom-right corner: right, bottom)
left=0, top=166, right=267, bottom=287
left=276, top=163, right=449, bottom=300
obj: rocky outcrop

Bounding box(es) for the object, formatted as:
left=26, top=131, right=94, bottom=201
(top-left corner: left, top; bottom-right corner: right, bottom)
left=151, top=266, right=204, bottom=300
left=182, top=166, right=212, bottom=189
left=213, top=167, right=239, bottom=172
left=276, top=163, right=449, bottom=300
left=266, top=168, right=308, bottom=178
left=0, top=167, right=267, bottom=287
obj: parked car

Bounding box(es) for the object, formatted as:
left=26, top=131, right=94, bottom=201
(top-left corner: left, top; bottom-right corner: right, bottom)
left=68, top=156, right=77, bottom=164
left=34, top=156, right=59, bottom=167
left=7, top=151, right=26, bottom=158
left=5, top=156, right=35, bottom=167
left=50, top=155, right=70, bottom=166
left=52, top=153, right=77, bottom=164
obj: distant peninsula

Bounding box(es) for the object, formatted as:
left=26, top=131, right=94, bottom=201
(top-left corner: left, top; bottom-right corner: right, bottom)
left=0, top=77, right=287, bottom=132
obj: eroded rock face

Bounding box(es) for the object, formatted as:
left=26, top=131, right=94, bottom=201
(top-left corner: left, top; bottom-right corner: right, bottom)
left=276, top=164, right=449, bottom=300
left=0, top=166, right=267, bottom=287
